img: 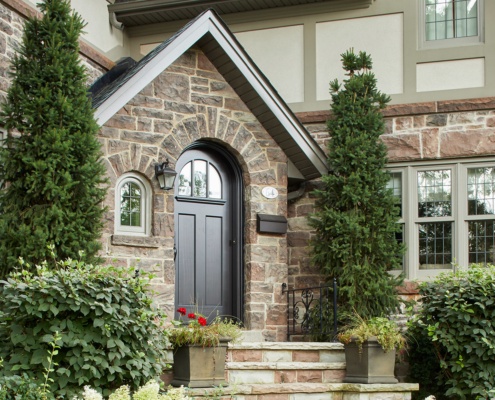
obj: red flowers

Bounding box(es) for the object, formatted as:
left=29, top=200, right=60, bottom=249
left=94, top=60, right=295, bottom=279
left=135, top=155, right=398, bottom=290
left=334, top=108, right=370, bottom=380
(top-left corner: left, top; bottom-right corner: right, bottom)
left=177, top=307, right=187, bottom=316
left=177, top=307, right=207, bottom=327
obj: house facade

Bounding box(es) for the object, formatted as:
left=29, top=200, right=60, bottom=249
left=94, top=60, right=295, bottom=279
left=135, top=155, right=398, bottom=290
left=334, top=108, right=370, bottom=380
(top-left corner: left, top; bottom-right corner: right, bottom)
left=1, top=0, right=494, bottom=340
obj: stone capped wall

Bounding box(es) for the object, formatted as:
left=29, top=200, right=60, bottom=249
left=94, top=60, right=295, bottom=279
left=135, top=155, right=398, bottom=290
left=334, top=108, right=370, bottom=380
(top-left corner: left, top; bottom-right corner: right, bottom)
left=99, top=48, right=289, bottom=341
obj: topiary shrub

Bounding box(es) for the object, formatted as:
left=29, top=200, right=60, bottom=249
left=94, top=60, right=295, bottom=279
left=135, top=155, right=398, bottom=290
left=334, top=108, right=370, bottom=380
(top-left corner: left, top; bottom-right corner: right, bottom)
left=410, top=264, right=495, bottom=399
left=0, top=259, right=170, bottom=398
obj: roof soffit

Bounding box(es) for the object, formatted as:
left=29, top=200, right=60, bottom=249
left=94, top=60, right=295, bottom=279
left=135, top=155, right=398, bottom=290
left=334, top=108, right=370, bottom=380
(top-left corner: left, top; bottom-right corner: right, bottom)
left=93, top=10, right=328, bottom=180
left=109, top=0, right=372, bottom=29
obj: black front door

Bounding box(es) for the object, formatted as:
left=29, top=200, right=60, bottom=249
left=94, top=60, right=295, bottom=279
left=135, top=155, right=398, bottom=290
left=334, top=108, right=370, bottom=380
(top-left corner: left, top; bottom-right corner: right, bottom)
left=174, top=146, right=241, bottom=320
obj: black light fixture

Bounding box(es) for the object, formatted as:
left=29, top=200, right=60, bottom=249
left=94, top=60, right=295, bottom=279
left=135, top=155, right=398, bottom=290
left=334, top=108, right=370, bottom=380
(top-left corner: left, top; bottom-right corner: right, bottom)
left=155, top=159, right=177, bottom=190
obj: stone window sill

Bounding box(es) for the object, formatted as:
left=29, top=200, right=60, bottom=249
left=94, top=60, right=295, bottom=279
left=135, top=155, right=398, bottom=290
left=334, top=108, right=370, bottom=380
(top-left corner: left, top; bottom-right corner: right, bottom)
left=111, top=235, right=161, bottom=248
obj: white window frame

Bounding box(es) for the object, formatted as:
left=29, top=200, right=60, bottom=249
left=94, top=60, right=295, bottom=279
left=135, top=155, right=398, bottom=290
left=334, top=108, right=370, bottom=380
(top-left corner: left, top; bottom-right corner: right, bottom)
left=418, top=0, right=484, bottom=50
left=115, top=173, right=152, bottom=236
left=389, top=158, right=495, bottom=280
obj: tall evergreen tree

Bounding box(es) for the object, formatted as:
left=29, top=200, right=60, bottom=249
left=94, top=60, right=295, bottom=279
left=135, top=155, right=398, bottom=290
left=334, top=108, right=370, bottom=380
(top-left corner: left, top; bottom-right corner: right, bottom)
left=310, top=50, right=404, bottom=320
left=0, top=0, right=107, bottom=276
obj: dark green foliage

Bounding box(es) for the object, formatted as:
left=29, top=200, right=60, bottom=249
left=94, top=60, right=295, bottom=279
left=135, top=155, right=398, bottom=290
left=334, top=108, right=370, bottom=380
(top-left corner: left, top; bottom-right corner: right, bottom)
left=410, top=264, right=495, bottom=399
left=0, top=0, right=107, bottom=276
left=406, top=321, right=448, bottom=400
left=0, top=259, right=170, bottom=398
left=309, top=49, right=404, bottom=320
left=0, top=374, right=48, bottom=400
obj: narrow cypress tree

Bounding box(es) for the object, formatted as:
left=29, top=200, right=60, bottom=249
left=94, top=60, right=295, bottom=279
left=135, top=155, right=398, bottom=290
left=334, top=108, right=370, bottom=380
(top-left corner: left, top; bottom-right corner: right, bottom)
left=310, top=50, right=404, bottom=320
left=0, top=0, right=107, bottom=276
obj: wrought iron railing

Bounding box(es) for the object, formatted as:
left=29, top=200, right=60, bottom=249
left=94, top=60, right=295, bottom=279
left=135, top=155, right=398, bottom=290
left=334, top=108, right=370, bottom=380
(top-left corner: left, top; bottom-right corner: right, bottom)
left=282, top=279, right=338, bottom=342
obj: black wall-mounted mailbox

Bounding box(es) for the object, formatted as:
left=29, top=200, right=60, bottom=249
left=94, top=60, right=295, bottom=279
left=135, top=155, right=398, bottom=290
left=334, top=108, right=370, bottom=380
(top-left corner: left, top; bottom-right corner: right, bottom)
left=257, top=214, right=288, bottom=234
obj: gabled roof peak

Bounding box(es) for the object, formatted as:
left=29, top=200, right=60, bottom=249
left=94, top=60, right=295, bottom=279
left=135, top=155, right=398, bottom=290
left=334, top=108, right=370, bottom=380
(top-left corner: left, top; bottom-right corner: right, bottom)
left=92, top=9, right=328, bottom=181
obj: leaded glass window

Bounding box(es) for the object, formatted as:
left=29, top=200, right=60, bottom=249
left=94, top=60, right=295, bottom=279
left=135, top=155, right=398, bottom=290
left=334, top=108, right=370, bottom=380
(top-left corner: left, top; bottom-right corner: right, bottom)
left=425, top=0, right=478, bottom=41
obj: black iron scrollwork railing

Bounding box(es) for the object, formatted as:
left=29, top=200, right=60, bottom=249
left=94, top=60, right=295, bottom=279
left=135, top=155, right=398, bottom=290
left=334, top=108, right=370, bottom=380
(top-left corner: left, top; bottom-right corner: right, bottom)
left=282, top=279, right=338, bottom=342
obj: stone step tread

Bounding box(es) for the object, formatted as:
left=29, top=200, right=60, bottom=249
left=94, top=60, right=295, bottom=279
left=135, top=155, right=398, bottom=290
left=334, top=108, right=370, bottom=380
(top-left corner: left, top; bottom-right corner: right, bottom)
left=186, top=382, right=420, bottom=396
left=227, top=361, right=346, bottom=370
left=229, top=342, right=344, bottom=351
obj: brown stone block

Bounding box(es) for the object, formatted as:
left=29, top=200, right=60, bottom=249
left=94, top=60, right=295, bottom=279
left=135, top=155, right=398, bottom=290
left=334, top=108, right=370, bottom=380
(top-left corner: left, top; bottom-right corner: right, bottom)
left=440, top=129, right=495, bottom=158
left=383, top=102, right=436, bottom=117
left=259, top=395, right=288, bottom=400
left=261, top=329, right=277, bottom=342
left=248, top=244, right=278, bottom=263
left=161, top=134, right=183, bottom=158
left=394, top=117, right=413, bottom=131
left=223, top=119, right=241, bottom=144
left=183, top=118, right=200, bottom=141
left=243, top=141, right=264, bottom=163
left=250, top=170, right=277, bottom=185
left=245, top=262, right=266, bottom=282
left=448, top=112, right=476, bottom=125
left=107, top=140, right=129, bottom=156
left=244, top=311, right=265, bottom=330
left=120, top=130, right=163, bottom=146
left=275, top=370, right=297, bottom=383
left=196, top=68, right=223, bottom=81
left=210, top=80, right=237, bottom=97
left=487, top=117, right=495, bottom=127
left=191, top=93, right=223, bottom=107
left=138, top=154, right=151, bottom=175
left=155, top=73, right=190, bottom=102
left=163, top=259, right=175, bottom=285
left=297, top=370, right=322, bottom=383
left=127, top=94, right=163, bottom=109
left=421, top=128, right=439, bottom=158
left=293, top=350, right=319, bottom=362
left=246, top=281, right=274, bottom=294
left=231, top=349, right=262, bottom=362
left=132, top=107, right=173, bottom=119
left=106, top=115, right=136, bottom=130
left=323, top=369, right=345, bottom=383
left=265, top=263, right=288, bottom=283
left=137, top=117, right=152, bottom=132
left=383, top=118, right=393, bottom=134
left=413, top=115, right=426, bottom=128
left=164, top=100, right=197, bottom=115
left=207, top=107, right=218, bottom=136
left=225, top=97, right=250, bottom=112
left=438, top=97, right=495, bottom=112
left=232, top=125, right=253, bottom=151
left=426, top=114, right=447, bottom=127
left=382, top=134, right=421, bottom=162
left=153, top=212, right=174, bottom=236
left=293, top=275, right=324, bottom=288
left=197, top=52, right=216, bottom=71
left=265, top=304, right=286, bottom=325
left=296, top=110, right=330, bottom=124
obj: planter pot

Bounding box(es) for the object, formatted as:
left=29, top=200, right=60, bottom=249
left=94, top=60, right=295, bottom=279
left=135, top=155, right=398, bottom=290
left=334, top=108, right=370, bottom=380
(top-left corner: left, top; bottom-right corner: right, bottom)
left=171, top=339, right=229, bottom=388
left=343, top=337, right=398, bottom=384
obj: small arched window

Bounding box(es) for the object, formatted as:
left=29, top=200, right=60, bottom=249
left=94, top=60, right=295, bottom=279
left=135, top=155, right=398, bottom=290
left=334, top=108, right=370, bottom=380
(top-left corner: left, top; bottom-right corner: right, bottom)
left=115, top=174, right=151, bottom=236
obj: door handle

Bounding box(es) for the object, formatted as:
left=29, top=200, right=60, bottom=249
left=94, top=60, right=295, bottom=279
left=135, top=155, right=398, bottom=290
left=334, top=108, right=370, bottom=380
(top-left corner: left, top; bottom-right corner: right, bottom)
left=174, top=244, right=177, bottom=261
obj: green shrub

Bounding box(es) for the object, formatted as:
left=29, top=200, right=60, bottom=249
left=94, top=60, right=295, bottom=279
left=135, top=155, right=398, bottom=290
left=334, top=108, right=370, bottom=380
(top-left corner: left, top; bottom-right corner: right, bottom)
left=0, top=259, right=170, bottom=398
left=0, top=374, right=48, bottom=400
left=411, top=264, right=495, bottom=399
left=406, top=320, right=448, bottom=400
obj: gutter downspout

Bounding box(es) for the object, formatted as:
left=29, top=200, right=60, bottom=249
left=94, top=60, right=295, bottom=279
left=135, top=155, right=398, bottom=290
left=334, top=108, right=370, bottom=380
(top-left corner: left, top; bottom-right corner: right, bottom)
left=109, top=12, right=124, bottom=30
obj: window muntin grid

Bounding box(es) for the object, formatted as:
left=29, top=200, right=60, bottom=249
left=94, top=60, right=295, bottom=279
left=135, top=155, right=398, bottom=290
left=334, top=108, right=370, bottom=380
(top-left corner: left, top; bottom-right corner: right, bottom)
left=419, top=222, right=453, bottom=269
left=120, top=182, right=142, bottom=227
left=468, top=220, right=495, bottom=264
left=467, top=167, right=495, bottom=215
left=425, top=0, right=478, bottom=41
left=418, top=169, right=452, bottom=217
left=178, top=160, right=222, bottom=199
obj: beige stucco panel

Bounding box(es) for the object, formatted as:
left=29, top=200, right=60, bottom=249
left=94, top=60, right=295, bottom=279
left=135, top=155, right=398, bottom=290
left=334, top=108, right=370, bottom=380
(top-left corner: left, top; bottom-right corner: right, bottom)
left=315, top=13, right=404, bottom=100
left=416, top=58, right=485, bottom=92
left=235, top=25, right=304, bottom=104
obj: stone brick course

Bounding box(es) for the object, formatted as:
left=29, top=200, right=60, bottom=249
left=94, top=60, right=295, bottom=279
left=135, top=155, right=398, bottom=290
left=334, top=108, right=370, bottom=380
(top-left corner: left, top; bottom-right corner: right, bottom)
left=98, top=48, right=288, bottom=337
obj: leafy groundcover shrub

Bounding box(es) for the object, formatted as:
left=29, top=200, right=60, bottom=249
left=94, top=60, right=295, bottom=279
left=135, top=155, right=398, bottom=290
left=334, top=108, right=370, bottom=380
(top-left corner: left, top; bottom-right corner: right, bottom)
left=0, top=259, right=170, bottom=398
left=409, top=264, right=495, bottom=399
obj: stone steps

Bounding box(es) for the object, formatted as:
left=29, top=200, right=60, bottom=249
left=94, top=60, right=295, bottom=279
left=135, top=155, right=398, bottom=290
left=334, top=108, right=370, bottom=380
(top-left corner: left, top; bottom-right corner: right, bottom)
left=167, top=341, right=419, bottom=399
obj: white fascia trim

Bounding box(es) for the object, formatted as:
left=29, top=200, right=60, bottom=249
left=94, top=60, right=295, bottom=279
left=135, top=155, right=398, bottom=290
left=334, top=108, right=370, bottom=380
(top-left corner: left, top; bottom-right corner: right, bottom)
left=206, top=18, right=328, bottom=175
left=95, top=13, right=212, bottom=125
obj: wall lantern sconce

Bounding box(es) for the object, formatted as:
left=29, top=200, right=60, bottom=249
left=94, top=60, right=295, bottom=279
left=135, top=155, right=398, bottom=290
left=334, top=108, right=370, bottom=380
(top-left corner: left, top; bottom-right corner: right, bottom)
left=155, top=159, right=177, bottom=190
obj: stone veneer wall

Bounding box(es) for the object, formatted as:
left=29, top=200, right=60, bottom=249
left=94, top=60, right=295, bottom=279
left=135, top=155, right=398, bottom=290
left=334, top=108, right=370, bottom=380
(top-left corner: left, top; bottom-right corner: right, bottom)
left=0, top=1, right=111, bottom=104
left=289, top=98, right=495, bottom=297
left=99, top=48, right=289, bottom=341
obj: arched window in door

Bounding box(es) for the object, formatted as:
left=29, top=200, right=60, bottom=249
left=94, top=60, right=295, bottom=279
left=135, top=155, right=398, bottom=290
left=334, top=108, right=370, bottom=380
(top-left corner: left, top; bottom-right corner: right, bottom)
left=177, top=159, right=222, bottom=199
